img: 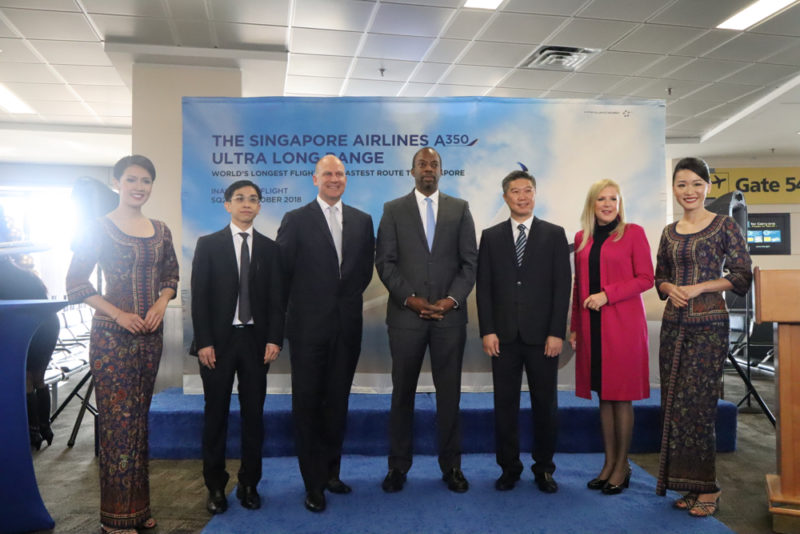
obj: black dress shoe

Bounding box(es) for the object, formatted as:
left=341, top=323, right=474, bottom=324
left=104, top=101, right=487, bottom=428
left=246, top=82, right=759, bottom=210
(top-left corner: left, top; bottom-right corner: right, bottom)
left=325, top=478, right=352, bottom=494
left=381, top=469, right=406, bottom=493
left=236, top=485, right=261, bottom=509
left=534, top=473, right=559, bottom=494
left=206, top=489, right=228, bottom=515
left=495, top=471, right=521, bottom=491
left=442, top=468, right=469, bottom=493
left=587, top=477, right=609, bottom=490
left=304, top=490, right=326, bottom=512
left=601, top=469, right=631, bottom=495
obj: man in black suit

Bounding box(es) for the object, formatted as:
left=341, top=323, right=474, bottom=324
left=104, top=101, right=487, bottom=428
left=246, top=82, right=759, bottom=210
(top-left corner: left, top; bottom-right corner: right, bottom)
left=276, top=154, right=375, bottom=513
left=375, top=147, right=477, bottom=493
left=191, top=180, right=284, bottom=514
left=476, top=170, right=570, bottom=493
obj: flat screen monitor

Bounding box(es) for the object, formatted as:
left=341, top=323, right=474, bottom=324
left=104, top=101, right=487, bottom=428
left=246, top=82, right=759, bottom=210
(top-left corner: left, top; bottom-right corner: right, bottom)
left=747, top=213, right=791, bottom=255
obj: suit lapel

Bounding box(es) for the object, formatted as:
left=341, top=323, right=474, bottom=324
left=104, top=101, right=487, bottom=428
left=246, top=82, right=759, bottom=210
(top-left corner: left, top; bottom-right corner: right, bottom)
left=520, top=217, right=541, bottom=267
left=219, top=227, right=239, bottom=279
left=308, top=200, right=338, bottom=256
left=403, top=190, right=428, bottom=252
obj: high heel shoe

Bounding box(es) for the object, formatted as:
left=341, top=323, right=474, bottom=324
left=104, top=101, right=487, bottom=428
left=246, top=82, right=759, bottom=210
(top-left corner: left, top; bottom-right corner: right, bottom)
left=601, top=468, right=631, bottom=495
left=587, top=477, right=608, bottom=490
left=689, top=493, right=721, bottom=517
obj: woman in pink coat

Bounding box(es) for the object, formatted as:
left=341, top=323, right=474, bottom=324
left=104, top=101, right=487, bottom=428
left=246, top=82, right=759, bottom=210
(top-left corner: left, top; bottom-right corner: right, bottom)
left=569, top=179, right=653, bottom=495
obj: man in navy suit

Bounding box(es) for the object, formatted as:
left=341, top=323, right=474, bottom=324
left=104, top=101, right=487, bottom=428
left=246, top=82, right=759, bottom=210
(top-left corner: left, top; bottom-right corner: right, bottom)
left=476, top=170, right=570, bottom=493
left=191, top=180, right=285, bottom=514
left=375, top=147, right=477, bottom=493
left=277, top=154, right=375, bottom=512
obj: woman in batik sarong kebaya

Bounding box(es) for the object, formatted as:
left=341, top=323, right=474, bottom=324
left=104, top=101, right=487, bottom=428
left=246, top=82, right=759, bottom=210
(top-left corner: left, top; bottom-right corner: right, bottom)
left=654, top=157, right=751, bottom=518
left=66, top=154, right=178, bottom=534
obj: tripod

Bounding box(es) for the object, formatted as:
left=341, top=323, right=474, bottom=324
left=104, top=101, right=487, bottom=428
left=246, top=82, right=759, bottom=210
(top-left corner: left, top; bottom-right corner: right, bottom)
left=50, top=368, right=98, bottom=454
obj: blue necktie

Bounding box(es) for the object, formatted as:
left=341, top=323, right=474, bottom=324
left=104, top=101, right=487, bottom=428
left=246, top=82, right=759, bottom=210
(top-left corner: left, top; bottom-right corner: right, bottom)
left=515, top=224, right=526, bottom=266
left=425, top=197, right=435, bottom=251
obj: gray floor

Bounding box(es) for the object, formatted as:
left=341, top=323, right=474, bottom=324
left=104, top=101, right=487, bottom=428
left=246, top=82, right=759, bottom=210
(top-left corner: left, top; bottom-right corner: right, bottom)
left=31, top=366, right=778, bottom=534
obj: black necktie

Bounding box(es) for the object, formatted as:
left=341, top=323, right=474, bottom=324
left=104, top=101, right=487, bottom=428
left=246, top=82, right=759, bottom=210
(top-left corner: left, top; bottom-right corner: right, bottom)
left=238, top=233, right=251, bottom=323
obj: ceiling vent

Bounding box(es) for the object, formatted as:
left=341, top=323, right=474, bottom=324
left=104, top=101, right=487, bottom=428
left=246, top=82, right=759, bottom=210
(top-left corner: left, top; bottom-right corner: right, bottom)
left=522, top=46, right=599, bottom=71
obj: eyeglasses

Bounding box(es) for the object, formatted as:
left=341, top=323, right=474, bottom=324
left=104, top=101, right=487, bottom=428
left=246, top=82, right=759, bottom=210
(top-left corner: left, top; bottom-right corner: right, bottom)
left=231, top=195, right=261, bottom=204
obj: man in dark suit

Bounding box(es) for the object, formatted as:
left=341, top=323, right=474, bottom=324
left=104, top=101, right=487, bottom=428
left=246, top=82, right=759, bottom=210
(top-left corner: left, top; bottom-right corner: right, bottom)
left=191, top=180, right=284, bottom=514
left=276, top=154, right=375, bottom=513
left=375, top=147, right=477, bottom=493
left=476, top=170, right=570, bottom=493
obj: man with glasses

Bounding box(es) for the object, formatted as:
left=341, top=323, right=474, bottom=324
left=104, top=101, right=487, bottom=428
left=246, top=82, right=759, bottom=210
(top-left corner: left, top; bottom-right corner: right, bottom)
left=191, top=180, right=285, bottom=514
left=277, top=155, right=375, bottom=512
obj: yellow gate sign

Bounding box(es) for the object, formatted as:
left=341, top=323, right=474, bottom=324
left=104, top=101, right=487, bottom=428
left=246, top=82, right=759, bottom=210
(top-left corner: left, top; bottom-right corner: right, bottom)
left=709, top=167, right=800, bottom=204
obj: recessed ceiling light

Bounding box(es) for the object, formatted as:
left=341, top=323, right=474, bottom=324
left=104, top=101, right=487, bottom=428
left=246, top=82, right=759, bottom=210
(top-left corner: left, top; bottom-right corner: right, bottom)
left=0, top=84, right=34, bottom=114
left=464, top=0, right=503, bottom=9
left=717, top=0, right=798, bottom=30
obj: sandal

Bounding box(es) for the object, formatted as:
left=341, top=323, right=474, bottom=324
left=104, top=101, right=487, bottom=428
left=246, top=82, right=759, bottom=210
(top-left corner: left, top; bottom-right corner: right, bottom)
left=673, top=492, right=698, bottom=510
left=140, top=517, right=157, bottom=529
left=689, top=494, right=721, bottom=517
left=100, top=526, right=137, bottom=534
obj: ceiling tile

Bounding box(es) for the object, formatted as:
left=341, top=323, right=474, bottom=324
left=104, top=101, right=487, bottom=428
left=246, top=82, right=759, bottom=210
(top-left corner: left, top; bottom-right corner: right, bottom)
left=87, top=101, right=130, bottom=116
left=425, top=38, right=468, bottom=63
left=488, top=86, right=545, bottom=98
left=351, top=58, right=416, bottom=81
left=1, top=8, right=97, bottom=41
left=631, top=78, right=706, bottom=100
left=667, top=98, right=723, bottom=117
left=36, top=113, right=101, bottom=125
left=440, top=64, right=510, bottom=86
left=398, top=82, right=432, bottom=97
left=0, top=17, right=13, bottom=38
left=409, top=62, right=450, bottom=84
left=92, top=14, right=174, bottom=44
left=360, top=33, right=435, bottom=62
left=174, top=20, right=214, bottom=48
left=290, top=28, right=361, bottom=56
left=209, top=0, right=289, bottom=26
left=613, top=24, right=705, bottom=55
left=344, top=78, right=403, bottom=96
left=288, top=54, right=351, bottom=78
left=671, top=30, right=736, bottom=57
left=371, top=3, right=454, bottom=38
left=499, top=68, right=570, bottom=90
left=582, top=50, right=661, bottom=76
left=29, top=99, right=91, bottom=115
left=442, top=9, right=491, bottom=40
left=669, top=58, right=749, bottom=83
left=0, top=62, right=60, bottom=83
left=31, top=40, right=111, bottom=66
left=548, top=18, right=636, bottom=50
left=83, top=0, right=167, bottom=17
left=480, top=13, right=566, bottom=45
left=705, top=33, right=799, bottom=63
left=284, top=75, right=342, bottom=95
left=388, top=0, right=462, bottom=7
left=429, top=84, right=489, bottom=97
left=459, top=41, right=532, bottom=67
left=649, top=0, right=754, bottom=28
left=292, top=0, right=375, bottom=32
left=2, top=82, right=76, bottom=100
left=53, top=65, right=125, bottom=85
left=665, top=114, right=720, bottom=135
left=0, top=37, right=39, bottom=62
left=751, top=3, right=800, bottom=37
left=721, top=62, right=799, bottom=86
left=556, top=72, right=625, bottom=93
left=682, top=82, right=758, bottom=102
left=636, top=55, right=693, bottom=77
left=542, top=90, right=597, bottom=99
left=504, top=0, right=587, bottom=16
left=577, top=0, right=667, bottom=22
left=167, top=0, right=208, bottom=19
left=763, top=42, right=800, bottom=66
left=215, top=22, right=285, bottom=49
left=71, top=84, right=131, bottom=102
left=0, top=0, right=78, bottom=10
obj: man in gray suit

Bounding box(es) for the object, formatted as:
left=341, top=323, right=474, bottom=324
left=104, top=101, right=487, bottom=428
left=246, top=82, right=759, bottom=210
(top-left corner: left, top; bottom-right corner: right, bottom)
left=375, top=147, right=478, bottom=493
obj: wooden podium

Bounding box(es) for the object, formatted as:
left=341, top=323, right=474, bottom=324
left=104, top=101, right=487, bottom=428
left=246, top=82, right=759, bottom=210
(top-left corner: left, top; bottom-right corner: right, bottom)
left=756, top=268, right=800, bottom=533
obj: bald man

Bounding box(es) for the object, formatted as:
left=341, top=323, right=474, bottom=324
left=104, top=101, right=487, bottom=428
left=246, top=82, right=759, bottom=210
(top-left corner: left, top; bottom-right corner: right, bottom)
left=276, top=155, right=375, bottom=512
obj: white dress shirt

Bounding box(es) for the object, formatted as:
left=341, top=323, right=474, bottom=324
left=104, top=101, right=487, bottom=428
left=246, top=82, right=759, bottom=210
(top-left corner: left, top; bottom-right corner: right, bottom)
left=510, top=215, right=534, bottom=242
left=230, top=222, right=254, bottom=326
left=317, top=195, right=343, bottom=233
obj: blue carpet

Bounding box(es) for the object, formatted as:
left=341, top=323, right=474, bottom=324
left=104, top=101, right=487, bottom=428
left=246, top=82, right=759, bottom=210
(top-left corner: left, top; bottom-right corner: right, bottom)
left=149, top=389, right=737, bottom=458
left=201, top=453, right=733, bottom=534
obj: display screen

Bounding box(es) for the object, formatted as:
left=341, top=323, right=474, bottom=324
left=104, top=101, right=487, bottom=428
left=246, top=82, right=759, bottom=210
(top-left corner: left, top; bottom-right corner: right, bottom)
left=747, top=213, right=791, bottom=255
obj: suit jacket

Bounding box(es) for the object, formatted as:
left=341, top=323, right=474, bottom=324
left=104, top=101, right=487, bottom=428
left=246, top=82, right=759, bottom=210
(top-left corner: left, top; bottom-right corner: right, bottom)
left=375, top=190, right=477, bottom=329
left=476, top=217, right=571, bottom=345
left=276, top=200, right=375, bottom=344
left=191, top=226, right=284, bottom=355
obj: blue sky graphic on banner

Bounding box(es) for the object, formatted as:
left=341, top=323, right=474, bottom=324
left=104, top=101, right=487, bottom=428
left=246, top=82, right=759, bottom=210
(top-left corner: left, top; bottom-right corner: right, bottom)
left=182, top=96, right=666, bottom=391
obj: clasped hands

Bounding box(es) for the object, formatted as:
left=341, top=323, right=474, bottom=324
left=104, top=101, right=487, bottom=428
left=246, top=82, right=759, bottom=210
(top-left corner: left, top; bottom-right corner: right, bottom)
left=662, top=283, right=703, bottom=308
left=114, top=299, right=168, bottom=334
left=406, top=295, right=455, bottom=321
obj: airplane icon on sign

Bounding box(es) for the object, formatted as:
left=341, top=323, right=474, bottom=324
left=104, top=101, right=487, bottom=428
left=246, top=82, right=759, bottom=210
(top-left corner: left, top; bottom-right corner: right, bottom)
left=711, top=174, right=726, bottom=188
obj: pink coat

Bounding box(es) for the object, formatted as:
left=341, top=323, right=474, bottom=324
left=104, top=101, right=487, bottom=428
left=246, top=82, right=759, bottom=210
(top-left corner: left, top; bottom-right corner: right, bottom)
left=571, top=223, right=653, bottom=400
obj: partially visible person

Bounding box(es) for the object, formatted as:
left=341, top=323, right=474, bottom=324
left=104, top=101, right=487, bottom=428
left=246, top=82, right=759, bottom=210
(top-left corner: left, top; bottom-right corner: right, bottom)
left=655, top=157, right=752, bottom=517
left=66, top=155, right=178, bottom=534
left=476, top=170, right=570, bottom=494
left=568, top=179, right=653, bottom=495
left=191, top=180, right=284, bottom=515
left=0, top=209, right=60, bottom=450
left=276, top=155, right=374, bottom=513
left=375, top=147, right=477, bottom=493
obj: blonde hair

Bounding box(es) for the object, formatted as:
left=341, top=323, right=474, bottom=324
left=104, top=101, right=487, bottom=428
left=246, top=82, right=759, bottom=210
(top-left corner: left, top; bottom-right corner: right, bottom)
left=576, top=179, right=626, bottom=252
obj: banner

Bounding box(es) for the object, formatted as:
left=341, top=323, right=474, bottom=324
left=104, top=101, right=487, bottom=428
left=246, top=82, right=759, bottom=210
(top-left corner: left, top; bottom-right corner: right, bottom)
left=182, top=97, right=666, bottom=392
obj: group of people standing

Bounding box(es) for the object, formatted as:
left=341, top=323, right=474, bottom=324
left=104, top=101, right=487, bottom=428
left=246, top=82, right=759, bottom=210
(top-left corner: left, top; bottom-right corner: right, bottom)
left=63, top=149, right=750, bottom=533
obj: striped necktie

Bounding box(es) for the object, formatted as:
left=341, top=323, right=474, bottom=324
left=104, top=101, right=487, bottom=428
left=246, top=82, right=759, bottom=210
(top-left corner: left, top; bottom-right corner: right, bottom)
left=515, top=224, right=526, bottom=266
